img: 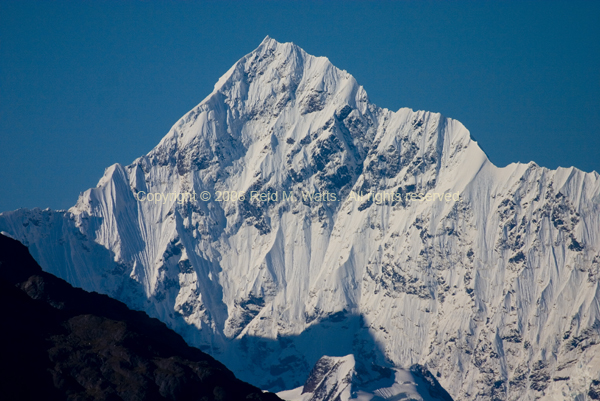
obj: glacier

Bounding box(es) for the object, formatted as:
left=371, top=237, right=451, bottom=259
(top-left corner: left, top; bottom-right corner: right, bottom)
left=2, top=36, right=600, bottom=400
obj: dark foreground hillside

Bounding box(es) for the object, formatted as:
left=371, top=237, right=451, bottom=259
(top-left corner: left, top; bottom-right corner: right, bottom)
left=0, top=233, right=281, bottom=401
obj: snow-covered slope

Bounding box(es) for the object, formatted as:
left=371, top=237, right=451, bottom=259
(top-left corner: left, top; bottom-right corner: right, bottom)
left=278, top=355, right=453, bottom=401
left=279, top=355, right=356, bottom=401
left=2, top=37, right=600, bottom=400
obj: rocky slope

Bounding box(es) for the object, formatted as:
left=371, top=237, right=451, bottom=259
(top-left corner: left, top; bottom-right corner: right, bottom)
left=0, top=233, right=281, bottom=401
left=1, top=37, right=600, bottom=400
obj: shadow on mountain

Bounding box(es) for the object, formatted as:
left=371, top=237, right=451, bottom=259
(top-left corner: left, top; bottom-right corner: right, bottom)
left=0, top=233, right=281, bottom=401
left=0, top=223, right=453, bottom=401
left=229, top=311, right=453, bottom=400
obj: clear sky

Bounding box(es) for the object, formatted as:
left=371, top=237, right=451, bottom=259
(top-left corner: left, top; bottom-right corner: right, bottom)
left=1, top=0, right=599, bottom=213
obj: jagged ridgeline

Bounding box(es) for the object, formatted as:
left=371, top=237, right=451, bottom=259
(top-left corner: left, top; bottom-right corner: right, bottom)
left=1, top=37, right=600, bottom=401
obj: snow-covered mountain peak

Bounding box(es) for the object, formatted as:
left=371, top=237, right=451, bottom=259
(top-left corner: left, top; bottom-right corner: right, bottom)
left=141, top=38, right=486, bottom=228
left=147, top=37, right=368, bottom=168
left=2, top=38, right=600, bottom=401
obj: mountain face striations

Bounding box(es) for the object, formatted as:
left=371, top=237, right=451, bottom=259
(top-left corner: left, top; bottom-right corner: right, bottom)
left=1, top=37, right=600, bottom=400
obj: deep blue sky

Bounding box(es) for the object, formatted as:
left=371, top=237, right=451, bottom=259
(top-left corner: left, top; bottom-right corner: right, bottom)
left=1, top=1, right=599, bottom=212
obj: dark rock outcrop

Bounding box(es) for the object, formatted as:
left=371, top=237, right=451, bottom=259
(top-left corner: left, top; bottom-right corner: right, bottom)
left=0, top=234, right=281, bottom=401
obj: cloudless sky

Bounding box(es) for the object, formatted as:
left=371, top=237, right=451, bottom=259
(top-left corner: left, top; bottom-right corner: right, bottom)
left=1, top=0, right=599, bottom=212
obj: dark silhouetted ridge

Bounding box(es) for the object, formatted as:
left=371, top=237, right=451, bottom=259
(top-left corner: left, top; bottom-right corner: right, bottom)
left=0, top=233, right=281, bottom=401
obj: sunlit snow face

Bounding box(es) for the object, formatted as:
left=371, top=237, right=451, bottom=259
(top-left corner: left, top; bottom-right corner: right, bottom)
left=2, top=37, right=600, bottom=401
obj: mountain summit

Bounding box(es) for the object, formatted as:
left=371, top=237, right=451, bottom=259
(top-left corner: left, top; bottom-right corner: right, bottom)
left=2, top=38, right=600, bottom=400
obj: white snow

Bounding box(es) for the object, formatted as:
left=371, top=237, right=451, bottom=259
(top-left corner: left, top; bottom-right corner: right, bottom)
left=1, top=37, right=599, bottom=401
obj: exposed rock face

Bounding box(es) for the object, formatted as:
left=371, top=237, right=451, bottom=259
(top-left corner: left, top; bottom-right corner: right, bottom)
left=0, top=234, right=281, bottom=401
left=1, top=37, right=600, bottom=400
left=301, top=355, right=355, bottom=401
